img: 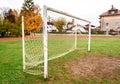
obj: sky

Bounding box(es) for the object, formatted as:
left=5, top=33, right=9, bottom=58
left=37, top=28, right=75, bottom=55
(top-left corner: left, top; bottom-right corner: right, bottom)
left=0, top=0, right=120, bottom=26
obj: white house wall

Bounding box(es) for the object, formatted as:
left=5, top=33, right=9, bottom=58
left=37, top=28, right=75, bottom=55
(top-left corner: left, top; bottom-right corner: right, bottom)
left=101, top=16, right=120, bottom=31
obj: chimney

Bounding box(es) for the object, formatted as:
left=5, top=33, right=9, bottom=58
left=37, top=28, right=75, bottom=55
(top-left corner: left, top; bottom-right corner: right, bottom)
left=72, top=19, right=74, bottom=26
left=112, top=5, right=113, bottom=8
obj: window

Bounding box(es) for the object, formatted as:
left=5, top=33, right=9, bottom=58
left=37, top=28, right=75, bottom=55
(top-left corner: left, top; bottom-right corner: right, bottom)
left=110, top=11, right=115, bottom=14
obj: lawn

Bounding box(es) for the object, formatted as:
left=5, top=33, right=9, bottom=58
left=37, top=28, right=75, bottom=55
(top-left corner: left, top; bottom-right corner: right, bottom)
left=0, top=35, right=120, bottom=84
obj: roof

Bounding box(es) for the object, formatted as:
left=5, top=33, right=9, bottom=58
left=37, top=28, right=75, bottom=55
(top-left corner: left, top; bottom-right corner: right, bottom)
left=47, top=22, right=54, bottom=25
left=100, top=5, right=120, bottom=17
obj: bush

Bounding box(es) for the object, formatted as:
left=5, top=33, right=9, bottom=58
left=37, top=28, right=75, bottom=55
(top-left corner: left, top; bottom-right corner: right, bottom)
left=97, top=31, right=105, bottom=34
left=91, top=30, right=97, bottom=34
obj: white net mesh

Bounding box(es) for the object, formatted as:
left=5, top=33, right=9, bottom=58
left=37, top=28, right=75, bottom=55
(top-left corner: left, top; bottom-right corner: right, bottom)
left=48, top=34, right=75, bottom=60
left=24, top=33, right=44, bottom=75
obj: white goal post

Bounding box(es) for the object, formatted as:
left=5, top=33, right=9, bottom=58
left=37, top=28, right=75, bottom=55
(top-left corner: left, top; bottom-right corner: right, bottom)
left=43, top=5, right=91, bottom=78
left=22, top=5, right=91, bottom=79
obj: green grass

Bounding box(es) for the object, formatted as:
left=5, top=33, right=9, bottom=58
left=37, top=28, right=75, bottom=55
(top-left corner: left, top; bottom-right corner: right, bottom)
left=48, top=38, right=75, bottom=58
left=0, top=36, right=120, bottom=84
left=91, top=37, right=120, bottom=55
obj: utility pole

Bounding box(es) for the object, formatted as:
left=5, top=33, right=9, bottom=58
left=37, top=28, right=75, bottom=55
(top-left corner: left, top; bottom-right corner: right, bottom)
left=106, top=23, right=109, bottom=35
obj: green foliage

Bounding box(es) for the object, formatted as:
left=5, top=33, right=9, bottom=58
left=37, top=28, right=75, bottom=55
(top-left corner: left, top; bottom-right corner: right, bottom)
left=10, top=19, right=22, bottom=37
left=0, top=20, right=10, bottom=37
left=54, top=18, right=66, bottom=32
left=0, top=19, right=21, bottom=37
left=0, top=8, right=21, bottom=37
left=96, top=30, right=105, bottom=34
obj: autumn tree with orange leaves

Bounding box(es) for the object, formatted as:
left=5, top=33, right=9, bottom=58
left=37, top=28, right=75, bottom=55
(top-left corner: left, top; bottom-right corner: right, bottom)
left=20, top=0, right=43, bottom=33
left=54, top=17, right=66, bottom=32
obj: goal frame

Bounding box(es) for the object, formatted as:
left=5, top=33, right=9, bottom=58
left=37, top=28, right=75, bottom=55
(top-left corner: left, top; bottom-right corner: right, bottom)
left=43, top=5, right=91, bottom=79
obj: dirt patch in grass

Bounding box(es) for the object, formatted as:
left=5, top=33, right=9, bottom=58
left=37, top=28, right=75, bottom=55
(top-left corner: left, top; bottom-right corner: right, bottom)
left=65, top=55, right=120, bottom=79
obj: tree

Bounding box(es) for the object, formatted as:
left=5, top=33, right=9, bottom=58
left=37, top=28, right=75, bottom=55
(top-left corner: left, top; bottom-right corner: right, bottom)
left=54, top=18, right=66, bottom=32
left=0, top=8, right=21, bottom=37
left=0, top=19, right=10, bottom=37
left=10, top=19, right=22, bottom=37
left=0, top=7, right=10, bottom=19
left=6, top=9, right=21, bottom=37
left=20, top=0, right=43, bottom=32
left=5, top=9, right=16, bottom=23
left=22, top=0, right=34, bottom=11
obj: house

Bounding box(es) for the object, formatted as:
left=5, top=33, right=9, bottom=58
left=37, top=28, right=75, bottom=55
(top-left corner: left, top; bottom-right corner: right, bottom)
left=65, top=19, right=88, bottom=34
left=72, top=24, right=88, bottom=34
left=47, top=22, right=58, bottom=32
left=99, top=5, right=120, bottom=34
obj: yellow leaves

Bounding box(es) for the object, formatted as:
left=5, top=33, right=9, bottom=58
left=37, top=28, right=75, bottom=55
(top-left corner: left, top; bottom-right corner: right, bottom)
left=20, top=4, right=43, bottom=31
left=25, top=15, right=43, bottom=31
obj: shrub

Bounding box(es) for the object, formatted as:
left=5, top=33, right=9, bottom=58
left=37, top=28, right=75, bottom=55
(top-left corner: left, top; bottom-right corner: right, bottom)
left=97, top=30, right=105, bottom=34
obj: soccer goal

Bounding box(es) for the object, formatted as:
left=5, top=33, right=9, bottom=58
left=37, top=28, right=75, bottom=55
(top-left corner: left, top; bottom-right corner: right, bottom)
left=22, top=5, right=91, bottom=78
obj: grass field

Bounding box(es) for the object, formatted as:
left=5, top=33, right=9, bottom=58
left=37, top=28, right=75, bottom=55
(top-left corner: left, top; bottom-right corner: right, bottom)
left=0, top=35, right=120, bottom=84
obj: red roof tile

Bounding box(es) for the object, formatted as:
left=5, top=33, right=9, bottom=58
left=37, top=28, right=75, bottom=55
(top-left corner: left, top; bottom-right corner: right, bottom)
left=100, top=5, right=120, bottom=17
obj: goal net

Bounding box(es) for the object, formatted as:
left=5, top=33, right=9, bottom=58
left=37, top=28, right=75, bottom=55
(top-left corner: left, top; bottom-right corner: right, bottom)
left=22, top=16, right=44, bottom=75
left=22, top=5, right=91, bottom=78
left=46, top=6, right=91, bottom=61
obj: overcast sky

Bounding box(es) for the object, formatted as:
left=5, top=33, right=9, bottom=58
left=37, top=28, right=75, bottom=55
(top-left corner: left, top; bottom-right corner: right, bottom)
left=0, top=0, right=120, bottom=26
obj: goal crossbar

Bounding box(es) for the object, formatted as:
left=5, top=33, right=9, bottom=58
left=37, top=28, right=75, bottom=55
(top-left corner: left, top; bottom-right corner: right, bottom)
left=47, top=6, right=91, bottom=23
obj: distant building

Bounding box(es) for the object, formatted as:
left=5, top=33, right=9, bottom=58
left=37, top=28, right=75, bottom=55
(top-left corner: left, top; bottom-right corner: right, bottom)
left=47, top=22, right=58, bottom=32
left=66, top=19, right=88, bottom=34
left=99, top=5, right=120, bottom=33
